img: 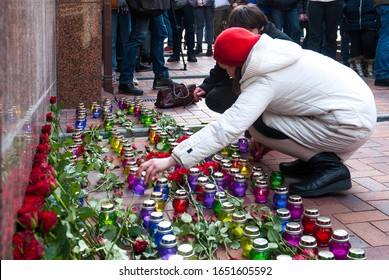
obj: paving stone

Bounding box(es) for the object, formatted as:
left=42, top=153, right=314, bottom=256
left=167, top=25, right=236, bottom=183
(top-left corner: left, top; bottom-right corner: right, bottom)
left=364, top=245, right=389, bottom=260
left=372, top=220, right=389, bottom=232
left=352, top=177, right=389, bottom=192
left=355, top=191, right=389, bottom=201
left=334, top=210, right=388, bottom=224
left=347, top=222, right=389, bottom=247
left=369, top=200, right=389, bottom=216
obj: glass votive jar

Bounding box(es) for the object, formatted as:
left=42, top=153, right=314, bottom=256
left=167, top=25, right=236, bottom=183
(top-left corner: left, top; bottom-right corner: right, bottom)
left=219, top=145, right=230, bottom=158
left=238, top=137, right=249, bottom=153
left=282, top=222, right=303, bottom=246
left=155, top=221, right=173, bottom=247
left=219, top=202, right=235, bottom=223
left=238, top=158, right=250, bottom=178
left=250, top=166, right=264, bottom=181
left=299, top=235, right=319, bottom=258
left=127, top=166, right=138, bottom=190
left=153, top=177, right=170, bottom=202
left=195, top=176, right=209, bottom=202
left=99, top=202, right=117, bottom=228
left=213, top=172, right=226, bottom=191
left=177, top=244, right=198, bottom=260
left=229, top=211, right=247, bottom=240
left=231, top=173, right=248, bottom=197
left=276, top=208, right=291, bottom=233
left=251, top=172, right=266, bottom=188
left=148, top=126, right=157, bottom=145
left=212, top=191, right=227, bottom=218
left=249, top=238, right=270, bottom=260
left=188, top=167, right=201, bottom=191
left=148, top=211, right=164, bottom=236
left=328, top=229, right=352, bottom=260
left=90, top=101, right=97, bottom=114
left=240, top=225, right=261, bottom=258
left=150, top=191, right=165, bottom=212
left=269, top=171, right=285, bottom=190
left=172, top=190, right=189, bottom=216
left=159, top=234, right=178, bottom=260
left=253, top=180, right=269, bottom=203
left=202, top=183, right=216, bottom=209
left=286, top=195, right=304, bottom=221
left=133, top=171, right=148, bottom=196
left=92, top=104, right=101, bottom=118
left=229, top=143, right=240, bottom=156
left=301, top=208, right=320, bottom=235
left=140, top=200, right=156, bottom=229
left=273, top=186, right=289, bottom=210
left=313, top=216, right=333, bottom=247
left=317, top=250, right=335, bottom=260
left=231, top=154, right=241, bottom=169
left=347, top=248, right=366, bottom=260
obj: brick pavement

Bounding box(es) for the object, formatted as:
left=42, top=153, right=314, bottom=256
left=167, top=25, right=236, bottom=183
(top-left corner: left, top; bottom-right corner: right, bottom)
left=90, top=49, right=389, bottom=260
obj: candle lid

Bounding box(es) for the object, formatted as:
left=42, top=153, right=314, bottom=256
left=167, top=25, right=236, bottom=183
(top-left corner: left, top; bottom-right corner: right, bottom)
left=151, top=192, right=163, bottom=200
left=204, top=183, right=217, bottom=193
left=285, top=222, right=302, bottom=234
left=168, top=254, right=184, bottom=261
left=157, top=177, right=168, bottom=185
left=243, top=225, right=260, bottom=237
left=252, top=172, right=265, bottom=180
left=229, top=167, right=240, bottom=174
left=252, top=166, right=263, bottom=172
left=230, top=143, right=239, bottom=150
left=196, top=176, right=209, bottom=184
left=177, top=244, right=194, bottom=257
left=212, top=154, right=224, bottom=163
left=252, top=238, right=269, bottom=251
left=221, top=202, right=235, bottom=212
left=254, top=180, right=268, bottom=188
left=299, top=235, right=317, bottom=248
left=331, top=229, right=349, bottom=242
left=234, top=174, right=246, bottom=182
left=287, top=195, right=303, bottom=204
left=142, top=200, right=156, bottom=210
left=304, top=208, right=320, bottom=218
left=232, top=212, right=246, bottom=223
left=347, top=248, right=366, bottom=260
left=157, top=221, right=172, bottom=232
left=101, top=202, right=115, bottom=213
left=238, top=158, right=249, bottom=164
left=275, top=186, right=288, bottom=194
left=189, top=167, right=201, bottom=175
left=150, top=211, right=164, bottom=222
left=161, top=234, right=177, bottom=248
left=318, top=250, right=335, bottom=260
left=222, top=162, right=233, bottom=170
left=276, top=208, right=291, bottom=219
left=129, top=166, right=139, bottom=174
left=174, top=190, right=188, bottom=199
left=213, top=172, right=224, bottom=179
left=276, top=254, right=293, bottom=260
left=315, top=216, right=332, bottom=227
left=215, top=191, right=227, bottom=200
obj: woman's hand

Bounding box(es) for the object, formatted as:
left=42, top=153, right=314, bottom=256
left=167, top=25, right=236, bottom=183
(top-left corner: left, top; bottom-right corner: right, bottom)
left=193, top=87, right=206, bottom=102
left=250, top=138, right=272, bottom=161
left=136, top=156, right=178, bottom=183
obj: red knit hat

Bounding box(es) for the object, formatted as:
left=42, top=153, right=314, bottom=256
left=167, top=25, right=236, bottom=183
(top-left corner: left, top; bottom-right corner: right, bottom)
left=213, top=27, right=261, bottom=67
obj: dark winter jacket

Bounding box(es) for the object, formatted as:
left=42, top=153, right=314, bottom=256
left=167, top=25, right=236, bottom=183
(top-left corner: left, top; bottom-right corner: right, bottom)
left=257, top=0, right=300, bottom=10
left=373, top=0, right=389, bottom=7
left=343, top=0, right=380, bottom=32
left=199, top=22, right=292, bottom=93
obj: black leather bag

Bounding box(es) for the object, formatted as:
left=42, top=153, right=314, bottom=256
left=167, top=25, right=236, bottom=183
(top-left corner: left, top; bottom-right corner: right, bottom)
left=154, top=83, right=196, bottom=109
left=126, top=0, right=171, bottom=18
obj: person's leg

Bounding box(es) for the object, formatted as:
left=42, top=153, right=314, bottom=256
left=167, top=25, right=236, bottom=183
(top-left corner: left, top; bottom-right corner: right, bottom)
left=322, top=0, right=343, bottom=59
left=286, top=8, right=302, bottom=45
left=182, top=4, right=196, bottom=61
left=205, top=6, right=215, bottom=56
left=163, top=10, right=173, bottom=48
left=348, top=31, right=364, bottom=76
left=271, top=8, right=285, bottom=32
left=111, top=10, right=118, bottom=73
left=167, top=8, right=183, bottom=61
left=194, top=8, right=205, bottom=53
left=205, top=85, right=237, bottom=114
left=374, top=5, right=389, bottom=85
left=307, top=1, right=324, bottom=54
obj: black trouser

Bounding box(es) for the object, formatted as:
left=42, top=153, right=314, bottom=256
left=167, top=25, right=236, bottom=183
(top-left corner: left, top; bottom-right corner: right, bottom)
left=348, top=29, right=377, bottom=59
left=168, top=4, right=195, bottom=55
left=205, top=85, right=289, bottom=140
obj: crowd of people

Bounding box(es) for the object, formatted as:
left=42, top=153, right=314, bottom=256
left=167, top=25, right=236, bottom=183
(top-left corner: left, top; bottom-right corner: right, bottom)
left=110, top=0, right=387, bottom=198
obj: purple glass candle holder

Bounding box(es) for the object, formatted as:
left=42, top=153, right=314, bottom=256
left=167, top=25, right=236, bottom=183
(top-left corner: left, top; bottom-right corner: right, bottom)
left=202, top=184, right=216, bottom=209
left=286, top=195, right=304, bottom=221
left=253, top=180, right=269, bottom=203
left=133, top=171, right=147, bottom=195
left=159, top=234, right=178, bottom=260
left=231, top=174, right=248, bottom=197
left=238, top=138, right=249, bottom=153
left=328, top=229, right=351, bottom=260
left=140, top=200, right=156, bottom=229
left=188, top=167, right=201, bottom=191
left=282, top=222, right=302, bottom=246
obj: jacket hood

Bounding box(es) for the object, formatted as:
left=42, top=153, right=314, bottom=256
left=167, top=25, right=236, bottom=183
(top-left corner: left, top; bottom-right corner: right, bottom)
left=241, top=34, right=302, bottom=87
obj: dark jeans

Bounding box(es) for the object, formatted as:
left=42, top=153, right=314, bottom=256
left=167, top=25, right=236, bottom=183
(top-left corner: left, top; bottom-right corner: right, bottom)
left=168, top=4, right=196, bottom=55
left=307, top=0, right=343, bottom=59
left=119, top=13, right=168, bottom=84
left=205, top=84, right=288, bottom=139
left=348, top=29, right=377, bottom=59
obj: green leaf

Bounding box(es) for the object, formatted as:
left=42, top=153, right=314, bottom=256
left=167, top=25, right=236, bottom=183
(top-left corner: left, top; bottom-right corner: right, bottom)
left=128, top=226, right=143, bottom=237
left=44, top=244, right=59, bottom=260
left=156, top=142, right=165, bottom=150
left=268, top=242, right=279, bottom=249
left=230, top=240, right=241, bottom=250
left=77, top=207, right=96, bottom=220
left=267, top=228, right=281, bottom=243
left=181, top=213, right=192, bottom=223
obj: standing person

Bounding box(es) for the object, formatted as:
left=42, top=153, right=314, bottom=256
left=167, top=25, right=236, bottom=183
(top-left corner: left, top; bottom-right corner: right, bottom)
left=307, top=0, right=343, bottom=59
left=194, top=0, right=215, bottom=56
left=137, top=27, right=377, bottom=198
left=214, top=0, right=247, bottom=39
left=118, top=9, right=177, bottom=95
left=298, top=0, right=309, bottom=49
left=343, top=0, right=380, bottom=78
left=193, top=4, right=292, bottom=114
left=373, top=0, right=389, bottom=86
left=167, top=0, right=197, bottom=62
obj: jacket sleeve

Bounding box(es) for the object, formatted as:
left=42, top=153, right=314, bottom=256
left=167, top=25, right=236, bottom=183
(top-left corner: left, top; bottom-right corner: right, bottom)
left=172, top=81, right=275, bottom=168
left=199, top=63, right=231, bottom=93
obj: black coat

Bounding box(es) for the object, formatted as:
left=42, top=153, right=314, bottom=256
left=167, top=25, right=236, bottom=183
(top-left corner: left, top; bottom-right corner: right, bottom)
left=343, top=0, right=380, bottom=32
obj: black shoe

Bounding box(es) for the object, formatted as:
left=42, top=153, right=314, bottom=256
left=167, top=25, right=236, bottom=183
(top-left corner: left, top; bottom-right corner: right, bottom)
left=118, top=83, right=143, bottom=96
left=289, top=152, right=351, bottom=197
left=187, top=53, right=197, bottom=62
left=244, top=130, right=251, bottom=138
left=375, top=77, right=389, bottom=87
left=167, top=54, right=180, bottom=62
left=194, top=45, right=202, bottom=54
left=153, top=74, right=177, bottom=89
left=279, top=159, right=314, bottom=177
left=205, top=46, right=213, bottom=57
left=136, top=62, right=152, bottom=72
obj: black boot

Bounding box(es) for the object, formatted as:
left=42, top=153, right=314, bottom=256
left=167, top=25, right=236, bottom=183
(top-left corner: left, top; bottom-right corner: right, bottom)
left=289, top=152, right=351, bottom=197
left=279, top=159, right=314, bottom=177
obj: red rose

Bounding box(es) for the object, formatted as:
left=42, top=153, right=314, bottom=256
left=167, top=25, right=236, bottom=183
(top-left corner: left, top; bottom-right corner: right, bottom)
left=36, top=143, right=51, bottom=154
left=49, top=96, right=57, bottom=104
left=13, top=230, right=44, bottom=260
left=18, top=211, right=39, bottom=230
left=201, top=161, right=220, bottom=176
left=113, top=188, right=123, bottom=198
left=66, top=125, right=74, bottom=133
left=32, top=154, right=48, bottom=168
left=38, top=211, right=57, bottom=232
left=177, top=135, right=189, bottom=143
left=26, top=179, right=54, bottom=197
left=46, top=112, right=53, bottom=122
left=18, top=196, right=45, bottom=216
left=41, top=124, right=52, bottom=135
left=40, top=133, right=49, bottom=144
left=292, top=254, right=308, bottom=260
left=132, top=143, right=137, bottom=150
left=133, top=240, right=148, bottom=255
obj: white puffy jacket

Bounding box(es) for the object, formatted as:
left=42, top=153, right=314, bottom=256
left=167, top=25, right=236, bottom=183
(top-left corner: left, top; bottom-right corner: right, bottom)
left=172, top=34, right=377, bottom=167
